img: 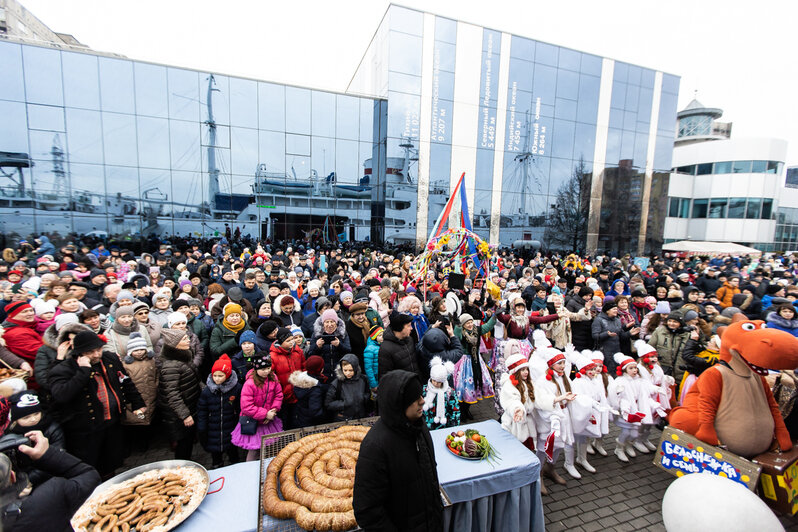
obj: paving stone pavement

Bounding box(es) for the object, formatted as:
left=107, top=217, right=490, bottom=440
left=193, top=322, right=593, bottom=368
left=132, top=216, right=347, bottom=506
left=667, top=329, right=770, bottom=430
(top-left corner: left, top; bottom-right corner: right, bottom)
left=122, top=398, right=798, bottom=531
left=465, top=398, right=798, bottom=531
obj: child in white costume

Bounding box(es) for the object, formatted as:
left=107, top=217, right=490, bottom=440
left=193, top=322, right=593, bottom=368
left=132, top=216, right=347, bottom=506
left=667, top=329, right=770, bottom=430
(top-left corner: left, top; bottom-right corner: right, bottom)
left=634, top=340, right=675, bottom=452
left=606, top=353, right=658, bottom=462
left=584, top=350, right=613, bottom=456
left=499, top=352, right=566, bottom=496
left=533, top=349, right=585, bottom=483
left=569, top=351, right=616, bottom=474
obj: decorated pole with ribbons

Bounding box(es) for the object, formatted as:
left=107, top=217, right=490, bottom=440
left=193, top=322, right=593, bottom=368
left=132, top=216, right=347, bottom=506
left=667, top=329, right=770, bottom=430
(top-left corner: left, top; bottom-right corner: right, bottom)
left=411, top=172, right=493, bottom=285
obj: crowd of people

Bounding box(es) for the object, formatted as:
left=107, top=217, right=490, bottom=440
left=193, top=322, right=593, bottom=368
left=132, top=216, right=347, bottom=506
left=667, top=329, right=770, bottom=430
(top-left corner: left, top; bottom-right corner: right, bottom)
left=0, top=235, right=797, bottom=528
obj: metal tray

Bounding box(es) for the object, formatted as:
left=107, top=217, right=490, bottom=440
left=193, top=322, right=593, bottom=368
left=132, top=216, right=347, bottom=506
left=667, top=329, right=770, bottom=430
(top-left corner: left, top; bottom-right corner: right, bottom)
left=73, top=459, right=209, bottom=531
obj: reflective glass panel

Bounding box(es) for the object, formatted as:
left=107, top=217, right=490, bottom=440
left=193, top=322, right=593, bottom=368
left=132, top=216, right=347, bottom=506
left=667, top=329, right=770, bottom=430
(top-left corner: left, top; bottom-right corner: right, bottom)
left=134, top=62, right=168, bottom=118
left=0, top=100, right=28, bottom=153
left=231, top=127, right=259, bottom=176
left=746, top=199, right=761, bottom=219
left=286, top=134, right=310, bottom=156
left=692, top=199, right=708, bottom=218
left=285, top=87, right=311, bottom=135
left=714, top=161, right=732, bottom=174
left=312, top=90, right=336, bottom=138
left=708, top=198, right=727, bottom=218
left=229, top=77, right=258, bottom=129
left=22, top=46, right=63, bottom=106
left=728, top=198, right=746, bottom=218
left=0, top=42, right=25, bottom=101
left=169, top=119, right=201, bottom=171
left=336, top=95, right=360, bottom=140
left=258, top=130, right=286, bottom=175
left=27, top=104, right=64, bottom=131
left=99, top=58, right=135, bottom=114
left=167, top=68, right=200, bottom=122
left=136, top=116, right=170, bottom=169
left=65, top=109, right=104, bottom=164
left=62, top=52, right=100, bottom=110
left=762, top=199, right=773, bottom=219
left=258, top=82, right=285, bottom=131
left=102, top=112, right=138, bottom=167
left=388, top=32, right=422, bottom=76
left=733, top=160, right=752, bottom=173
left=751, top=160, right=767, bottom=173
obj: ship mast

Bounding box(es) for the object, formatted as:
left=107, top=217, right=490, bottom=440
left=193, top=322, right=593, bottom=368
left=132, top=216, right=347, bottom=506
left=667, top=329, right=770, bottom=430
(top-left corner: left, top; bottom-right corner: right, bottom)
left=513, top=111, right=533, bottom=224
left=50, top=134, right=67, bottom=198
left=205, top=75, right=220, bottom=212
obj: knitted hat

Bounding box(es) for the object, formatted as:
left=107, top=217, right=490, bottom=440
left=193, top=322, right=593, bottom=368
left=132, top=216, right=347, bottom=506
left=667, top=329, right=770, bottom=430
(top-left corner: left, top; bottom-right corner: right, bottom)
left=320, top=309, right=338, bottom=323
left=54, top=313, right=79, bottom=331
left=602, top=299, right=617, bottom=313
left=667, top=311, right=684, bottom=324
left=171, top=299, right=190, bottom=311
left=167, top=311, right=187, bottom=328
left=252, top=355, right=272, bottom=369
left=315, top=296, right=331, bottom=311
left=132, top=300, right=150, bottom=314
left=614, top=352, right=637, bottom=376
left=290, top=325, right=304, bottom=338
left=152, top=291, right=171, bottom=304
left=239, top=329, right=257, bottom=346
left=179, top=279, right=192, bottom=289
left=228, top=287, right=243, bottom=302
left=275, top=327, right=293, bottom=345
left=160, top=328, right=187, bottom=348
left=306, top=355, right=324, bottom=376
left=223, top=303, right=242, bottom=318
left=369, top=325, right=384, bottom=341
left=211, top=354, right=233, bottom=378
left=458, top=313, right=474, bottom=326
left=571, top=352, right=597, bottom=377
left=124, top=332, right=151, bottom=363
left=5, top=302, right=31, bottom=320
left=34, top=301, right=55, bottom=316
left=339, top=290, right=353, bottom=301
left=682, top=309, right=698, bottom=322
left=545, top=349, right=566, bottom=367
left=187, top=298, right=203, bottom=308
left=767, top=284, right=785, bottom=295
left=505, top=353, right=530, bottom=375
left=114, top=306, right=134, bottom=319
left=69, top=330, right=106, bottom=356
left=10, top=392, right=41, bottom=421
left=654, top=301, right=671, bottom=314
left=117, top=290, right=135, bottom=303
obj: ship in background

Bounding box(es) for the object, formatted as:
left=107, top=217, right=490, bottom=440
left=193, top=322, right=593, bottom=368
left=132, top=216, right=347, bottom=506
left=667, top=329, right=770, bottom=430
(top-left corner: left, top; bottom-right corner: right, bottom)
left=0, top=74, right=447, bottom=243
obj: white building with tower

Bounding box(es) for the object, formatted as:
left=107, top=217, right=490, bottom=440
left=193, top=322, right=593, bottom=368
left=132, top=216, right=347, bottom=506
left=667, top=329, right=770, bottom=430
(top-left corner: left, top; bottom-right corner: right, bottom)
left=663, top=99, right=788, bottom=251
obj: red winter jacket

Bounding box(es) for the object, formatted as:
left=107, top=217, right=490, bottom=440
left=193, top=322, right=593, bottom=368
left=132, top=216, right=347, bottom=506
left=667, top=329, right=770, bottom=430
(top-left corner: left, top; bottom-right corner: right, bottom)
left=269, top=343, right=306, bottom=404
left=2, top=318, right=43, bottom=361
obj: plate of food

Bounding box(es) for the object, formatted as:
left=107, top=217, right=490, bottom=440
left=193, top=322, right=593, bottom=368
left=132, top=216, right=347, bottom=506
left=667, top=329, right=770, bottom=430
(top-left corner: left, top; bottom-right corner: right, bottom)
left=445, top=429, right=499, bottom=464
left=70, top=459, right=209, bottom=532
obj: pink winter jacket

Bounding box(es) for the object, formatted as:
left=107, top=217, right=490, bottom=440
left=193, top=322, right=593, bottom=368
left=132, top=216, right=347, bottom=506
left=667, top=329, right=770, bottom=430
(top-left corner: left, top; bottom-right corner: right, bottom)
left=240, top=370, right=283, bottom=422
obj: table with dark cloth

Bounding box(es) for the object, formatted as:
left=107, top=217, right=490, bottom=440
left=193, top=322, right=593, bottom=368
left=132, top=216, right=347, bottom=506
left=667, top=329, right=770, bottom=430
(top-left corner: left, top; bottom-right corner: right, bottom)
left=432, top=419, right=544, bottom=532
left=179, top=419, right=543, bottom=531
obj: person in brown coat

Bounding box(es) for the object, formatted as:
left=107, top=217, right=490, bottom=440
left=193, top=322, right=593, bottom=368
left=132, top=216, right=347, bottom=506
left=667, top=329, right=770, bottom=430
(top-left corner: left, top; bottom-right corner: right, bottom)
left=121, top=332, right=158, bottom=452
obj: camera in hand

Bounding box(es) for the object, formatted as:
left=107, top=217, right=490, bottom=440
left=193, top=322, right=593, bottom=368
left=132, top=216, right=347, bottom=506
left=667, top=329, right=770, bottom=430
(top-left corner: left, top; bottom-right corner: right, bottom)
left=321, top=335, right=336, bottom=344
left=0, top=434, right=32, bottom=454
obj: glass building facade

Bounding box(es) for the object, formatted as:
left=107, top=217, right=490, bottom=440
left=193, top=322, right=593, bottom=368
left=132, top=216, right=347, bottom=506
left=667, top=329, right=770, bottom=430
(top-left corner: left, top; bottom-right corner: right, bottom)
left=0, top=5, right=680, bottom=253
left=0, top=41, right=389, bottom=243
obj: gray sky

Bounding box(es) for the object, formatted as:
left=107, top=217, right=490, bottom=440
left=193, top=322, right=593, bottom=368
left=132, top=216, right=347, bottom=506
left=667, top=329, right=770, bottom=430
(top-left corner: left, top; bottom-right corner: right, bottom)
left=22, top=0, right=798, bottom=165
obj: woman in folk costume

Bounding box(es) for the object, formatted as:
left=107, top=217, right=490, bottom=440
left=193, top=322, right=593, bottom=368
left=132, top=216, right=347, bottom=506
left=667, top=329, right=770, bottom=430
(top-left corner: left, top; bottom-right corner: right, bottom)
left=495, top=294, right=559, bottom=346
left=606, top=353, right=659, bottom=462
left=489, top=338, right=533, bottom=417
left=633, top=340, right=674, bottom=451
left=499, top=352, right=568, bottom=496
left=540, top=292, right=591, bottom=349
left=584, top=350, right=613, bottom=457
left=453, top=313, right=496, bottom=415
left=533, top=348, right=586, bottom=483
